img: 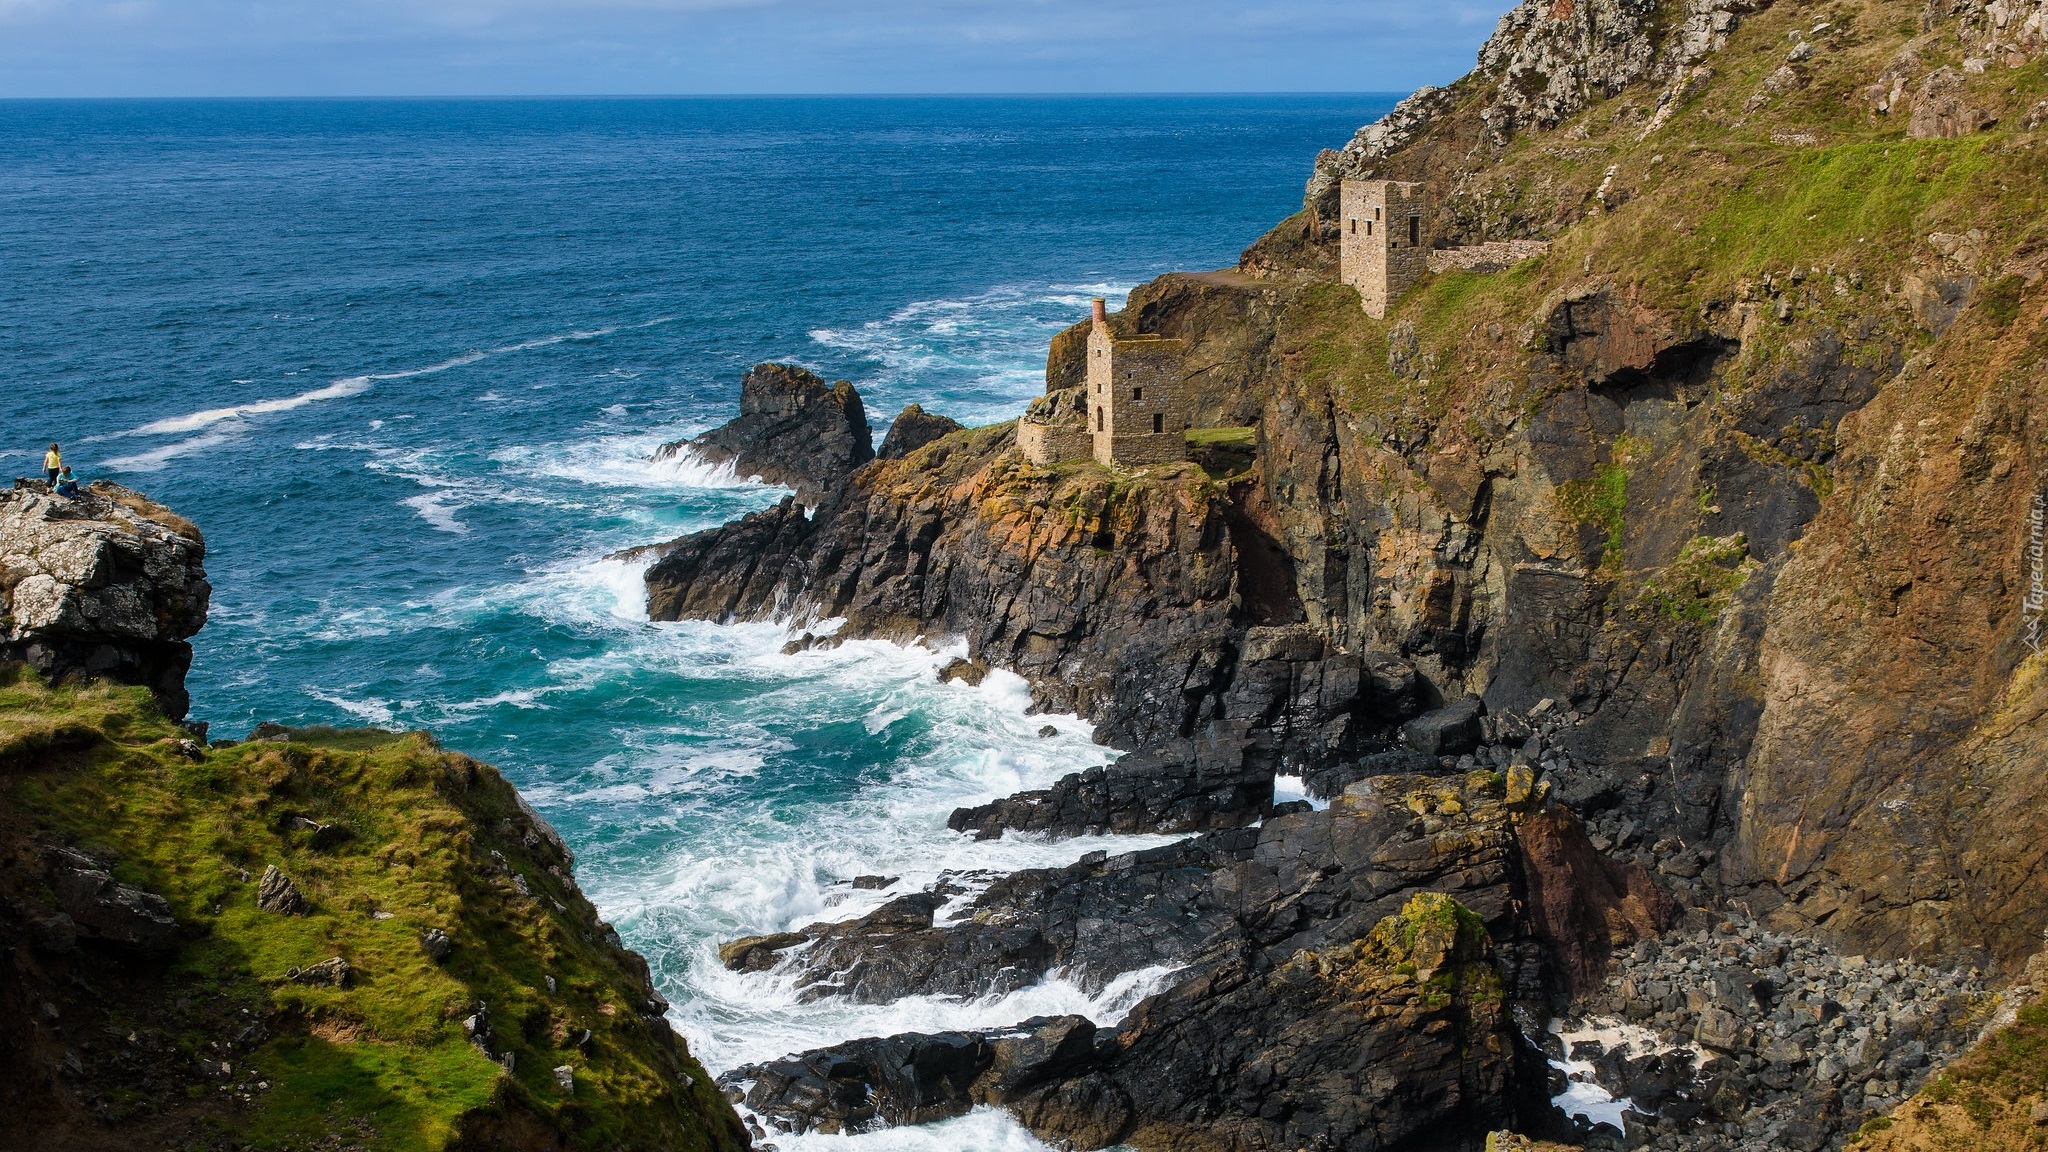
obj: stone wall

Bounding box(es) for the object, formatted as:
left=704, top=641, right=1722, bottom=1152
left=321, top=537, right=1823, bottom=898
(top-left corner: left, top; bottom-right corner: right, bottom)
left=1087, top=320, right=1187, bottom=466
left=1340, top=178, right=1428, bottom=318
left=1018, top=386, right=1092, bottom=465
left=1427, top=239, right=1551, bottom=274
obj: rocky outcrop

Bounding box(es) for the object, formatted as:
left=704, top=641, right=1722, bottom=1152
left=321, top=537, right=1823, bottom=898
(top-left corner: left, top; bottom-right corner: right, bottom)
left=877, top=403, right=963, bottom=460
left=655, top=362, right=874, bottom=503
left=0, top=482, right=209, bottom=720
left=947, top=723, right=1272, bottom=840
left=734, top=894, right=1525, bottom=1151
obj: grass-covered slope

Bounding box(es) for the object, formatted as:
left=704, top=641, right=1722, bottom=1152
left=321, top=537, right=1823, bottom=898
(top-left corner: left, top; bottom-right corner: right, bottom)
left=0, top=671, right=749, bottom=1152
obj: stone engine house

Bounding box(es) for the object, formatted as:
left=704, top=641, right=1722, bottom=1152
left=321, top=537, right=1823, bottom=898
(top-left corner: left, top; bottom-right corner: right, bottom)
left=1020, top=298, right=1188, bottom=468
left=1340, top=178, right=1428, bottom=319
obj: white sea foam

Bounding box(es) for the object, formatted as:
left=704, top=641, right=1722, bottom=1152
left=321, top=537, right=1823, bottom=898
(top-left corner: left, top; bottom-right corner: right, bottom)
left=1272, top=773, right=1330, bottom=811
left=808, top=282, right=1134, bottom=426
left=306, top=691, right=398, bottom=727
left=1546, top=1016, right=1692, bottom=1131
left=101, top=423, right=250, bottom=472
left=103, top=315, right=680, bottom=447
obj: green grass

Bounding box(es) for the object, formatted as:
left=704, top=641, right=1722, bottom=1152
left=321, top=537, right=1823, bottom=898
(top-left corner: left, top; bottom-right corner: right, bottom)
left=1184, top=426, right=1256, bottom=447
left=0, top=671, right=742, bottom=1152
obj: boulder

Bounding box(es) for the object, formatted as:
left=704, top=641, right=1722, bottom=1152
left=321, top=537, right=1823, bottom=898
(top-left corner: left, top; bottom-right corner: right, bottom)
left=655, top=363, right=873, bottom=504
left=877, top=404, right=963, bottom=460
left=288, top=956, right=352, bottom=987
left=718, top=932, right=806, bottom=972
left=46, top=848, right=178, bottom=952
left=421, top=927, right=454, bottom=960
left=256, top=865, right=309, bottom=916
left=1402, top=696, right=1485, bottom=756
left=723, top=1030, right=994, bottom=1135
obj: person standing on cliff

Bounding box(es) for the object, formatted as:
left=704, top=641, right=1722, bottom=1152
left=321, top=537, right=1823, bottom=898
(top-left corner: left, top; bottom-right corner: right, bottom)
left=44, top=443, right=61, bottom=485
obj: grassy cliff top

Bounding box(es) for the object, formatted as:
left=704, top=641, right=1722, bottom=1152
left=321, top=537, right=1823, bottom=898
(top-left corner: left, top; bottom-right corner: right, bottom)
left=0, top=670, right=747, bottom=1152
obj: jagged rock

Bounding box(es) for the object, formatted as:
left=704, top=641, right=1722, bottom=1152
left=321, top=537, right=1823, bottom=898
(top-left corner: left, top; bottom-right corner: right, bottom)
left=877, top=404, right=962, bottom=460
left=936, top=657, right=988, bottom=687
left=1402, top=695, right=1485, bottom=756
left=654, top=363, right=873, bottom=504
left=849, top=875, right=897, bottom=890
left=947, top=724, right=1271, bottom=840
left=46, top=848, right=178, bottom=952
left=255, top=865, right=309, bottom=916
left=421, top=927, right=453, bottom=960
left=778, top=768, right=1655, bottom=1010
left=725, top=1031, right=994, bottom=1135
left=0, top=483, right=210, bottom=718
left=1015, top=895, right=1517, bottom=1152
left=719, top=932, right=805, bottom=972
left=1908, top=67, right=1997, bottom=138
left=288, top=956, right=351, bottom=987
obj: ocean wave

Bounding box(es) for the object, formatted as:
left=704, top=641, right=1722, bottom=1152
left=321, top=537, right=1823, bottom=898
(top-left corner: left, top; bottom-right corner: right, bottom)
left=101, top=422, right=249, bottom=472
left=100, top=315, right=682, bottom=444
left=807, top=281, right=1133, bottom=426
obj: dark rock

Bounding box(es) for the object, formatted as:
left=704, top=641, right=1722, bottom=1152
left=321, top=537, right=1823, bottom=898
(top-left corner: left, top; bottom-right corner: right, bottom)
left=255, top=865, right=309, bottom=916
left=29, top=912, right=77, bottom=954
left=877, top=404, right=963, bottom=460
left=850, top=875, right=898, bottom=891
left=421, top=927, right=454, bottom=961
left=723, top=1030, right=994, bottom=1135
left=655, top=363, right=873, bottom=504
left=1036, top=725, right=1058, bottom=738
left=947, top=724, right=1270, bottom=841
left=1401, top=696, right=1485, bottom=756
left=47, top=850, right=178, bottom=952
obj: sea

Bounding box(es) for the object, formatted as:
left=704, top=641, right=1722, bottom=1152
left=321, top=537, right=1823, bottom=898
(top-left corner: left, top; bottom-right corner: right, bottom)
left=0, top=95, right=1394, bottom=1149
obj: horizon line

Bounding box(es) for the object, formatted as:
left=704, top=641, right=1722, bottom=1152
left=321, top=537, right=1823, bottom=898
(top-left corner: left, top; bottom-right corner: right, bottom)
left=0, top=90, right=1410, bottom=103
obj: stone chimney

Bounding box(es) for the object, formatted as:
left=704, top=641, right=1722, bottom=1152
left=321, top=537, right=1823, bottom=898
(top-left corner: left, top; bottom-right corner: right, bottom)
left=1092, top=298, right=1107, bottom=326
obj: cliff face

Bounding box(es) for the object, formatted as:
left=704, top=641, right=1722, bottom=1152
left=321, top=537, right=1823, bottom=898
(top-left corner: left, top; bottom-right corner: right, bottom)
left=644, top=0, right=2048, bottom=1144
left=0, top=492, right=749, bottom=1152
left=0, top=482, right=210, bottom=721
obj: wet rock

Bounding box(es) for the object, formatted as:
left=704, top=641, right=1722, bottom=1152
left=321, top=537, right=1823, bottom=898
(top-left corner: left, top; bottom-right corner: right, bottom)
left=1015, top=894, right=1519, bottom=1151
left=947, top=723, right=1270, bottom=840
left=724, top=1031, right=994, bottom=1135
left=850, top=875, right=898, bottom=891
left=255, top=865, right=309, bottom=916
left=654, top=363, right=873, bottom=505
left=718, top=932, right=806, bottom=972
left=877, top=404, right=962, bottom=461
left=937, top=657, right=988, bottom=687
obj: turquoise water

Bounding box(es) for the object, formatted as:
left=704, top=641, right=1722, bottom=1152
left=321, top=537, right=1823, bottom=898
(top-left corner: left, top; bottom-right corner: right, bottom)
left=2, top=96, right=1391, bottom=1148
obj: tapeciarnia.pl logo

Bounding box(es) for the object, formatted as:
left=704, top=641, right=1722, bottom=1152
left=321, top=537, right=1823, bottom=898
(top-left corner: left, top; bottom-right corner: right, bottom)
left=2027, top=492, right=2046, bottom=654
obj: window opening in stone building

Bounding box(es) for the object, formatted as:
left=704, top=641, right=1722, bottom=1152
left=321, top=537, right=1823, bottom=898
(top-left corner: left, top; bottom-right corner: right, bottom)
left=1132, top=387, right=1143, bottom=401
left=1153, top=413, right=1163, bottom=434
left=1097, top=410, right=1104, bottom=432
left=1349, top=219, right=1356, bottom=234
left=1409, top=215, right=1420, bottom=247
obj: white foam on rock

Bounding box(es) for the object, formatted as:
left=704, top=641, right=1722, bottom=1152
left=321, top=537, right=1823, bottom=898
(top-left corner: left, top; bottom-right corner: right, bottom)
left=1546, top=1015, right=1695, bottom=1132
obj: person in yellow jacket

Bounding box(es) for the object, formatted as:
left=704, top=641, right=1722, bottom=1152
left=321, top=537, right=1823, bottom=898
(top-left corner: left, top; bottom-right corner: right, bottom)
left=44, top=443, right=61, bottom=485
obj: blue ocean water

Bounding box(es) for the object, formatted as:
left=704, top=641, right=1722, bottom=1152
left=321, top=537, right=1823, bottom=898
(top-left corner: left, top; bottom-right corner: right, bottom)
left=1, top=96, right=1391, bottom=1148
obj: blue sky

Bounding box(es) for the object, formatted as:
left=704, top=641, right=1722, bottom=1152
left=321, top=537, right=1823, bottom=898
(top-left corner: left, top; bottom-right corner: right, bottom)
left=0, top=1, right=1504, bottom=97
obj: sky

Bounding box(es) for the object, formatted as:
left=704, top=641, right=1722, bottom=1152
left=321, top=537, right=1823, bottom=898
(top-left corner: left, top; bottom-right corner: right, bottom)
left=0, top=0, right=1506, bottom=97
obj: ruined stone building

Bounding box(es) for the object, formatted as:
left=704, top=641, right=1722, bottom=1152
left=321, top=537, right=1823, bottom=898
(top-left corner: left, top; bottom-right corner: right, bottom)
left=1019, top=298, right=1188, bottom=467
left=1340, top=178, right=1428, bottom=318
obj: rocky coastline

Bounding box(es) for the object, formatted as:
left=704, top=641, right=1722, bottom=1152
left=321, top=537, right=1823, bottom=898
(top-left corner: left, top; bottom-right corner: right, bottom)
left=632, top=0, right=2048, bottom=1145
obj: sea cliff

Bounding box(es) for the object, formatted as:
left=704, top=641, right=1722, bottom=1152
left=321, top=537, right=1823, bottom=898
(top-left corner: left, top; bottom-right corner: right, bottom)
left=640, top=0, right=2048, bottom=1145
left=0, top=482, right=750, bottom=1152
